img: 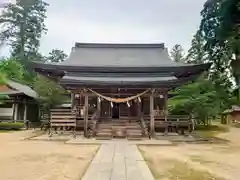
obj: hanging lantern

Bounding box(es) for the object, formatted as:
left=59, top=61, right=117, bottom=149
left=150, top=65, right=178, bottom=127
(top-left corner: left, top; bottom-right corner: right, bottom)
left=127, top=101, right=130, bottom=107
left=75, top=94, right=80, bottom=98
left=138, top=97, right=141, bottom=102
left=159, top=94, right=164, bottom=99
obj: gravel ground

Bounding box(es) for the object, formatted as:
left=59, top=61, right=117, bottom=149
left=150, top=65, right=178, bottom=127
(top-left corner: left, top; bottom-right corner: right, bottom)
left=0, top=131, right=98, bottom=180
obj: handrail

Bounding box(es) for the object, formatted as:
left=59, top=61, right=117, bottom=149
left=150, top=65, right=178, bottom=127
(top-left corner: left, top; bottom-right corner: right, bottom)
left=88, top=109, right=100, bottom=137
left=140, top=113, right=149, bottom=138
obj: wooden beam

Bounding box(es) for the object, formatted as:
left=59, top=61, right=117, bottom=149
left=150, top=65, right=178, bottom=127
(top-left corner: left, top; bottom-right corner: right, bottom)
left=137, top=100, right=141, bottom=119
left=12, top=103, right=16, bottom=122
left=15, top=103, right=19, bottom=121
left=71, top=93, right=75, bottom=109
left=150, top=90, right=155, bottom=136
left=84, top=94, right=89, bottom=137
left=23, top=100, right=27, bottom=128
left=164, top=91, right=168, bottom=135
left=97, top=97, right=101, bottom=111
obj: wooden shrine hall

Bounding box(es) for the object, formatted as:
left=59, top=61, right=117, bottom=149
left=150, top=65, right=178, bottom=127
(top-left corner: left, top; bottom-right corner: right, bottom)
left=32, top=43, right=210, bottom=139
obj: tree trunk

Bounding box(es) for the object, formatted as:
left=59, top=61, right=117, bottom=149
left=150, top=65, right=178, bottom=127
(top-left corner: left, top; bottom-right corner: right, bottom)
left=237, top=53, right=240, bottom=103
left=231, top=52, right=240, bottom=103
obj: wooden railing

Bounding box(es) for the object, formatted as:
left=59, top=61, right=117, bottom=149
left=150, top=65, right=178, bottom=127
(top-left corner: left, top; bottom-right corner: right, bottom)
left=140, top=113, right=149, bottom=138
left=154, top=115, right=193, bottom=135
left=88, top=109, right=100, bottom=137
left=49, top=108, right=76, bottom=137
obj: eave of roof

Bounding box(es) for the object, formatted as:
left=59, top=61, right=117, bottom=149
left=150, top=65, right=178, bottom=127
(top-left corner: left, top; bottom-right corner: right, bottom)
left=62, top=75, right=177, bottom=83
left=5, top=80, right=38, bottom=99
left=60, top=74, right=199, bottom=88
left=32, top=62, right=210, bottom=74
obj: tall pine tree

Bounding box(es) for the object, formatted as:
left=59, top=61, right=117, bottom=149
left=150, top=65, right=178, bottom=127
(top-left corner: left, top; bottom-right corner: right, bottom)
left=186, top=31, right=207, bottom=64
left=170, top=44, right=185, bottom=62
left=0, top=0, right=48, bottom=65
left=47, top=49, right=68, bottom=63
left=200, top=0, right=240, bottom=100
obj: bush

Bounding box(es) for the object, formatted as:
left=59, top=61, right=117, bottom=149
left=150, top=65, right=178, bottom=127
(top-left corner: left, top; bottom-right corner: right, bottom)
left=0, top=122, right=24, bottom=130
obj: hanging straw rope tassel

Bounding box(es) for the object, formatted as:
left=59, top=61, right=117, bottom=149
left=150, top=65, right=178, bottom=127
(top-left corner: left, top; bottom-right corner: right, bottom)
left=87, top=88, right=150, bottom=103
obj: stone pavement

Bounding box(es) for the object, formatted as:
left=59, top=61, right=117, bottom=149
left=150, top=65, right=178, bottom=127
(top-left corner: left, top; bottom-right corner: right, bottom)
left=81, top=143, right=155, bottom=180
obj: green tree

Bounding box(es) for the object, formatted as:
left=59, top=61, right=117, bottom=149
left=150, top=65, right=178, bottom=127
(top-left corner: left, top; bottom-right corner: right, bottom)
left=0, top=0, right=48, bottom=65
left=170, top=44, right=185, bottom=62
left=0, top=59, right=24, bottom=80
left=0, top=73, right=8, bottom=104
left=168, top=77, right=235, bottom=125
left=33, top=75, right=68, bottom=109
left=200, top=0, right=240, bottom=99
left=47, top=49, right=67, bottom=63
left=186, top=31, right=208, bottom=64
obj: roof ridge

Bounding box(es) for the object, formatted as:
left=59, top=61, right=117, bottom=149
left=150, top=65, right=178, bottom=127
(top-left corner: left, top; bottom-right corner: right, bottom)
left=74, top=42, right=165, bottom=48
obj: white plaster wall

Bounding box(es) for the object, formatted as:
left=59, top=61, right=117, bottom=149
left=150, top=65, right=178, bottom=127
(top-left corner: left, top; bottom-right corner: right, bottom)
left=0, top=108, right=13, bottom=117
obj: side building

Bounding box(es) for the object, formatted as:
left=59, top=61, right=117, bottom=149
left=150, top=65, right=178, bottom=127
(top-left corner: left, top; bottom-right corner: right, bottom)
left=0, top=80, right=39, bottom=124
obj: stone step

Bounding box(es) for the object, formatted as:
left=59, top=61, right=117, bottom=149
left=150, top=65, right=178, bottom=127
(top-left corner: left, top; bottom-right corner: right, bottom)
left=95, top=136, right=112, bottom=140
left=95, top=131, right=113, bottom=140
left=95, top=120, right=144, bottom=139
left=96, top=130, right=112, bottom=133
left=98, top=125, right=140, bottom=128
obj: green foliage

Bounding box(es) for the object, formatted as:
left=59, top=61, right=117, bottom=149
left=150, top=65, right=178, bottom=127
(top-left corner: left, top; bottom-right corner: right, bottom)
left=0, top=59, right=25, bottom=80
left=0, top=0, right=48, bottom=65
left=200, top=0, right=240, bottom=99
left=186, top=31, right=208, bottom=64
left=0, top=72, right=6, bottom=85
left=0, top=58, right=34, bottom=85
left=33, top=75, right=68, bottom=109
left=170, top=44, right=185, bottom=62
left=46, top=49, right=67, bottom=63
left=0, top=73, right=8, bottom=103
left=168, top=77, right=236, bottom=125
left=0, top=2, right=68, bottom=110
left=0, top=122, right=24, bottom=130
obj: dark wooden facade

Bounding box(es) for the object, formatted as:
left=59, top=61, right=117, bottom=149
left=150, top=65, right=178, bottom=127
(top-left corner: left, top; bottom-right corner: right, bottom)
left=0, top=82, right=39, bottom=125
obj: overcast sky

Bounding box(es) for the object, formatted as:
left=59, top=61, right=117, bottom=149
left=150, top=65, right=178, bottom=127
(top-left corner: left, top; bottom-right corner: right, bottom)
left=1, top=0, right=206, bottom=56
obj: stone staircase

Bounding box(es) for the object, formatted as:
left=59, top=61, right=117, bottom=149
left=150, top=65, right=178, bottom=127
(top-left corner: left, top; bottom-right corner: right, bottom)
left=95, top=119, right=144, bottom=140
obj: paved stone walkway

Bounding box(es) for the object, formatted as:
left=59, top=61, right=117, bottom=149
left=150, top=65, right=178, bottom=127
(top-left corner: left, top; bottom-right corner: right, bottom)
left=82, top=143, right=155, bottom=180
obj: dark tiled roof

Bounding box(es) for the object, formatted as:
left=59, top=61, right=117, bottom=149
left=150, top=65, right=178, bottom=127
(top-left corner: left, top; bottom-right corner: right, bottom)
left=60, top=42, right=190, bottom=67
left=0, top=80, right=38, bottom=99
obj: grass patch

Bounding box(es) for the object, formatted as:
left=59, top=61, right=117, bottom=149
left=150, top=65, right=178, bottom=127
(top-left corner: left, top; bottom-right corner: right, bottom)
left=0, top=130, right=21, bottom=133
left=0, top=122, right=24, bottom=130
left=138, top=148, right=166, bottom=179
left=195, top=125, right=229, bottom=138
left=139, top=147, right=226, bottom=180
left=166, top=160, right=225, bottom=180
left=190, top=155, right=216, bottom=164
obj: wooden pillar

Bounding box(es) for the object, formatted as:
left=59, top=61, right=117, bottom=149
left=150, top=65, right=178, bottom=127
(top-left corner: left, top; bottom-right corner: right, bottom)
left=23, top=99, right=27, bottom=128
left=97, top=97, right=101, bottom=111
left=14, top=103, right=19, bottom=121
left=97, top=97, right=101, bottom=119
left=84, top=93, right=89, bottom=137
left=150, top=90, right=155, bottom=136
left=164, top=91, right=168, bottom=134
left=12, top=103, right=16, bottom=122
left=71, top=93, right=75, bottom=109
left=137, top=100, right=141, bottom=119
